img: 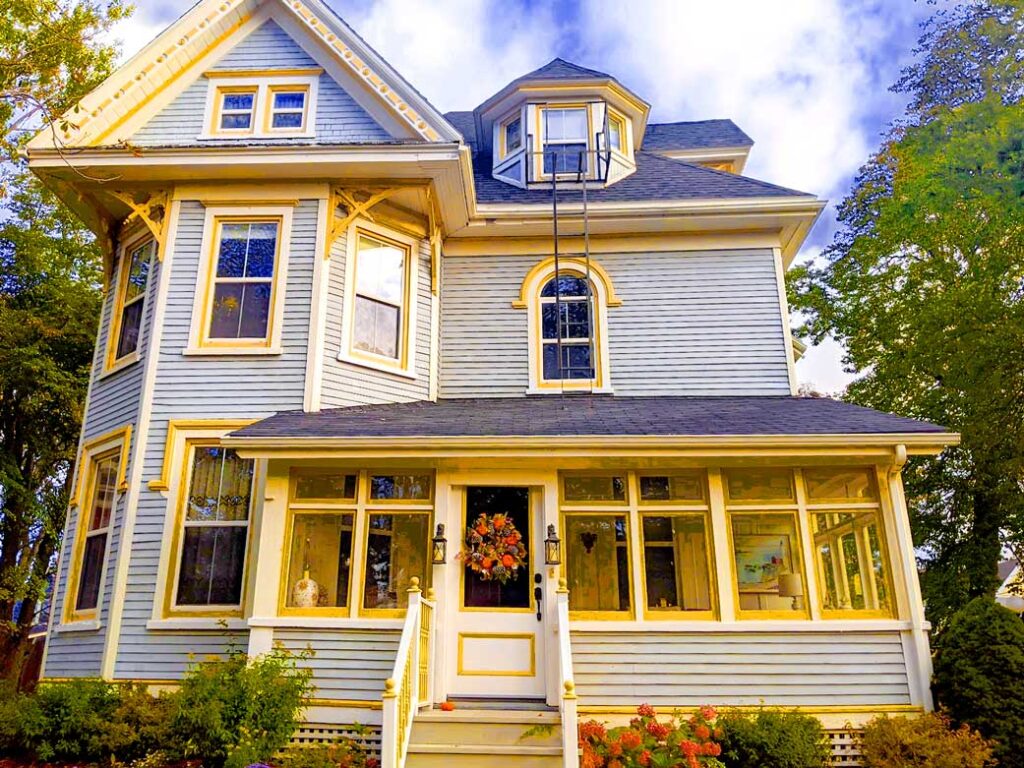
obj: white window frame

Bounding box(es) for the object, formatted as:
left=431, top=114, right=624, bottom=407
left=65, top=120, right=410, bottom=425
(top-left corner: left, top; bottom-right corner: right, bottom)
left=200, top=74, right=319, bottom=140
left=538, top=104, right=592, bottom=178
left=338, top=218, right=419, bottom=379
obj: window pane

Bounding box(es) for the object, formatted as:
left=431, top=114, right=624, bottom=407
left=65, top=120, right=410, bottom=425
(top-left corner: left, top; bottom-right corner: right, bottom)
left=210, top=282, right=243, bottom=338
left=543, top=143, right=587, bottom=174
left=238, top=282, right=272, bottom=338
left=542, top=300, right=591, bottom=341
left=220, top=113, right=252, bottom=130
left=294, top=472, right=357, bottom=500
left=546, top=108, right=587, bottom=140
left=186, top=447, right=254, bottom=522
left=563, top=474, right=626, bottom=502
left=505, top=117, right=522, bottom=152
left=75, top=533, right=107, bottom=611
left=642, top=516, right=711, bottom=612
left=804, top=468, right=878, bottom=502
left=116, top=299, right=144, bottom=359
left=725, top=469, right=795, bottom=502
left=363, top=514, right=430, bottom=610
left=286, top=514, right=354, bottom=608
left=222, top=93, right=254, bottom=111
left=730, top=513, right=804, bottom=613
left=543, top=342, right=593, bottom=380
left=89, top=459, right=118, bottom=530
left=176, top=526, right=247, bottom=605
left=370, top=474, right=432, bottom=500
left=541, top=276, right=589, bottom=298
left=216, top=222, right=277, bottom=279
left=565, top=515, right=630, bottom=612
left=356, top=235, right=405, bottom=304
left=609, top=120, right=622, bottom=151
left=274, top=91, right=305, bottom=110
left=463, top=486, right=530, bottom=609
left=353, top=296, right=400, bottom=359
left=217, top=224, right=249, bottom=277
left=245, top=223, right=278, bottom=278
left=125, top=243, right=151, bottom=301
left=812, top=511, right=891, bottom=614
left=640, top=473, right=705, bottom=503
left=272, top=112, right=304, bottom=129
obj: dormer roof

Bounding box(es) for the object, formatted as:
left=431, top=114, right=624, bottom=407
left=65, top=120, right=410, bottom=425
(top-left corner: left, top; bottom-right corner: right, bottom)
left=642, top=120, right=753, bottom=152
left=505, top=57, right=615, bottom=87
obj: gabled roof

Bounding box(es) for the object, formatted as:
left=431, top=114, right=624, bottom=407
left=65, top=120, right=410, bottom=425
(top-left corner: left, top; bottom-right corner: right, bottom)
left=643, top=119, right=754, bottom=151
left=510, top=57, right=614, bottom=84
left=228, top=395, right=951, bottom=442
left=27, top=0, right=462, bottom=149
left=469, top=150, right=813, bottom=204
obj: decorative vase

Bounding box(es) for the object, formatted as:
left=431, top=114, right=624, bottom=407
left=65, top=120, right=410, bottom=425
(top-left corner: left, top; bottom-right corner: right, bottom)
left=292, top=569, right=320, bottom=608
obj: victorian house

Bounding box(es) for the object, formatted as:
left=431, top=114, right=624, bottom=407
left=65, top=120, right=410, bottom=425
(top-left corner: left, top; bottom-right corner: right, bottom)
left=28, top=0, right=957, bottom=765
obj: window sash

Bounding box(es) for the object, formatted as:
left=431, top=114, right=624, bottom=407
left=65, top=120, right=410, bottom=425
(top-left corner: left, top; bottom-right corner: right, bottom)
left=269, top=90, right=308, bottom=130
left=113, top=240, right=153, bottom=362
left=503, top=116, right=522, bottom=154
left=70, top=452, right=118, bottom=619
left=350, top=231, right=409, bottom=362
left=218, top=90, right=257, bottom=131
left=207, top=219, right=280, bottom=342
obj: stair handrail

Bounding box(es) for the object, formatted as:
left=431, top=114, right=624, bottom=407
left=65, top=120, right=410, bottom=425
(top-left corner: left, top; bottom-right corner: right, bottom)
left=556, top=578, right=580, bottom=768
left=381, top=577, right=435, bottom=768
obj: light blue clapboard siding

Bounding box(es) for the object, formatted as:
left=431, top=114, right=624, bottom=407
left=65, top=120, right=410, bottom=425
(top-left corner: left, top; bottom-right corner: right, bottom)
left=113, top=199, right=317, bottom=680
left=44, top=254, right=160, bottom=678
left=439, top=249, right=792, bottom=397
left=130, top=20, right=391, bottom=147
left=319, top=228, right=433, bottom=407
left=571, top=631, right=912, bottom=707
left=274, top=629, right=401, bottom=701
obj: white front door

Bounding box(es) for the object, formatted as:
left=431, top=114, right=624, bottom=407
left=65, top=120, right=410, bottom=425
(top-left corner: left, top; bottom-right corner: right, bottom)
left=447, top=485, right=548, bottom=698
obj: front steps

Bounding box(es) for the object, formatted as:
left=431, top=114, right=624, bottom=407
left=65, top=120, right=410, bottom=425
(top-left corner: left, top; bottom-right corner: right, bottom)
left=405, top=707, right=563, bottom=768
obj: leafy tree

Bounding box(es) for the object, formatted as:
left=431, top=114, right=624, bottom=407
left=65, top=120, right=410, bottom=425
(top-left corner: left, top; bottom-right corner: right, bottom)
left=790, top=1, right=1024, bottom=629
left=0, top=0, right=128, bottom=683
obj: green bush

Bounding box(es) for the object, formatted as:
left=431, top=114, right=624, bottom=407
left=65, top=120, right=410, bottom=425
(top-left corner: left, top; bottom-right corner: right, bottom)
left=933, top=597, right=1024, bottom=768
left=280, top=734, right=380, bottom=768
left=166, top=646, right=314, bottom=768
left=717, top=707, right=831, bottom=768
left=859, top=713, right=995, bottom=768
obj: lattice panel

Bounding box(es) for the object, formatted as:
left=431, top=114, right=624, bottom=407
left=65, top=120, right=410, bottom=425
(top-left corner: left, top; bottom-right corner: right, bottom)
left=291, top=724, right=382, bottom=759
left=827, top=729, right=863, bottom=767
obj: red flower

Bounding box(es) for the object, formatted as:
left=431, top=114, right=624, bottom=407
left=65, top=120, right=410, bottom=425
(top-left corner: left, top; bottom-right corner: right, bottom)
left=637, top=703, right=656, bottom=718
left=501, top=554, right=515, bottom=568
left=700, top=705, right=718, bottom=721
left=680, top=740, right=699, bottom=756
left=608, top=740, right=623, bottom=757
left=638, top=750, right=652, bottom=766
left=646, top=721, right=670, bottom=740
left=694, top=724, right=711, bottom=741
left=702, top=741, right=722, bottom=756
left=579, top=720, right=607, bottom=742
left=608, top=760, right=623, bottom=768
left=619, top=730, right=642, bottom=750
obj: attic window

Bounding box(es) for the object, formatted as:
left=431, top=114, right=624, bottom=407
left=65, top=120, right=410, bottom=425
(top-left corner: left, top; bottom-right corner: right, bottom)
left=542, top=107, right=589, bottom=175
left=202, top=72, right=320, bottom=140
left=217, top=89, right=257, bottom=132
left=268, top=87, right=309, bottom=131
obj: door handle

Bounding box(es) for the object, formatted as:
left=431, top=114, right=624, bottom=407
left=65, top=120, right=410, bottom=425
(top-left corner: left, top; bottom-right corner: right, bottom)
left=534, top=573, right=543, bottom=622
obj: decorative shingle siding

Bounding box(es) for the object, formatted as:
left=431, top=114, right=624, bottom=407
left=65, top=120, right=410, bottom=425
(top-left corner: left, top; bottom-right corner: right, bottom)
left=113, top=199, right=317, bottom=680
left=45, top=255, right=160, bottom=678
left=130, top=20, right=391, bottom=147
left=572, top=630, right=913, bottom=706
left=440, top=249, right=792, bottom=398
left=318, top=228, right=433, bottom=407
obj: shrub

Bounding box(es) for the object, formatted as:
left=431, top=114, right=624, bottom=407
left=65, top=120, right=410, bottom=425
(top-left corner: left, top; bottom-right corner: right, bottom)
left=578, top=704, right=724, bottom=768
left=280, top=736, right=380, bottom=768
left=932, top=597, right=1024, bottom=767
left=717, top=707, right=830, bottom=768
left=859, top=713, right=995, bottom=768
left=166, top=646, right=314, bottom=768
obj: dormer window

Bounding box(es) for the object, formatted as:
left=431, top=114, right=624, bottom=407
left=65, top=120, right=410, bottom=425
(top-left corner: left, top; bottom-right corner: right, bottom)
left=542, top=106, right=589, bottom=174
left=607, top=113, right=625, bottom=153
left=501, top=115, right=522, bottom=157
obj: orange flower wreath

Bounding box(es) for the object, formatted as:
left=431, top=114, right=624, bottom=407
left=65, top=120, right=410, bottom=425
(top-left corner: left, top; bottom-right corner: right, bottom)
left=461, top=513, right=527, bottom=584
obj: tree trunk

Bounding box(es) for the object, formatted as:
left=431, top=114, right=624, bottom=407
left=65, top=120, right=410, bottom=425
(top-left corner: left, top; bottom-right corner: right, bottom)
left=967, top=483, right=1003, bottom=598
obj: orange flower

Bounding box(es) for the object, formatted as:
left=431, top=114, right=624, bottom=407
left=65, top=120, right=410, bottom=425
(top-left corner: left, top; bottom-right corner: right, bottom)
left=505, top=535, right=518, bottom=546
left=493, top=515, right=506, bottom=530
left=482, top=558, right=493, bottom=569
left=694, top=724, right=711, bottom=741
left=476, top=524, right=488, bottom=535
left=501, top=554, right=515, bottom=568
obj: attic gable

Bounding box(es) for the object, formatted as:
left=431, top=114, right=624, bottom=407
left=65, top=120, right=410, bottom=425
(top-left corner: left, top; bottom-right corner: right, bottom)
left=27, top=0, right=460, bottom=150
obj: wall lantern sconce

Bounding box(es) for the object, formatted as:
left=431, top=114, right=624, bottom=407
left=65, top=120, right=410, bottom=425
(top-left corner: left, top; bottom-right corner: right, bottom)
left=545, top=524, right=562, bottom=565
left=432, top=524, right=447, bottom=564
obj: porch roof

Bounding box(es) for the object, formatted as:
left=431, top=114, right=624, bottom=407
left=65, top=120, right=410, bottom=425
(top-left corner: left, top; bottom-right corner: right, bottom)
left=228, top=396, right=952, bottom=443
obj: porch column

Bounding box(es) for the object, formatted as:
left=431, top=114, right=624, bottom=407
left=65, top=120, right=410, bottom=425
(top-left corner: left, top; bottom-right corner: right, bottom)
left=247, top=458, right=289, bottom=656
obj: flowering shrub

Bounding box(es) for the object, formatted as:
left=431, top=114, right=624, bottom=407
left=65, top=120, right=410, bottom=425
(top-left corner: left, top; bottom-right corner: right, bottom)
left=578, top=704, right=725, bottom=768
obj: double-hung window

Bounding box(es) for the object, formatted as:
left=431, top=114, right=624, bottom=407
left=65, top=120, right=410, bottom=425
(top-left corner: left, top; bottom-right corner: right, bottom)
left=67, top=452, right=118, bottom=621
left=109, top=238, right=154, bottom=368
left=542, top=107, right=589, bottom=175
left=171, top=444, right=254, bottom=612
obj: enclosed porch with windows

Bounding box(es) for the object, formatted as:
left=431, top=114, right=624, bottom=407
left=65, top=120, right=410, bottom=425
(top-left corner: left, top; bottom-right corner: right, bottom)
left=221, top=395, right=956, bottom=766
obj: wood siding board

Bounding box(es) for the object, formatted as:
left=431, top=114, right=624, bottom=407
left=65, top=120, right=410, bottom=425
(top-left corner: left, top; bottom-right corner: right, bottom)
left=274, top=629, right=400, bottom=701
left=570, top=631, right=912, bottom=707
left=113, top=200, right=316, bottom=680
left=439, top=249, right=791, bottom=398
left=130, top=20, right=389, bottom=147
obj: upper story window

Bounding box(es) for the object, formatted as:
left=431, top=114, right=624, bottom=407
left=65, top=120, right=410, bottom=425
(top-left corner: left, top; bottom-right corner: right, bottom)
left=607, top=113, right=625, bottom=153
left=339, top=220, right=419, bottom=378
left=187, top=205, right=293, bottom=355
left=542, top=107, right=589, bottom=174
left=515, top=257, right=621, bottom=393
left=107, top=237, right=155, bottom=371
left=202, top=72, right=320, bottom=140
left=500, top=114, right=522, bottom=158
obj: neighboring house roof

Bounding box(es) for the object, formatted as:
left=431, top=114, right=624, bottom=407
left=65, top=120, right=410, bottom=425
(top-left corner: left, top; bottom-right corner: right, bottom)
left=642, top=119, right=753, bottom=151
left=997, top=562, right=1024, bottom=613
left=998, top=558, right=1019, bottom=583
left=230, top=395, right=949, bottom=441
left=470, top=150, right=814, bottom=204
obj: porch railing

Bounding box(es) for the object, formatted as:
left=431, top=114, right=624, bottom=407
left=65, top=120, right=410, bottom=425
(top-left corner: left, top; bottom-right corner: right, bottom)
left=381, top=577, right=436, bottom=768
left=556, top=578, right=580, bottom=768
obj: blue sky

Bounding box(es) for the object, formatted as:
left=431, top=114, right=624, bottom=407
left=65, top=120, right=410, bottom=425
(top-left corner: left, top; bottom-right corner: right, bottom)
left=111, top=0, right=936, bottom=393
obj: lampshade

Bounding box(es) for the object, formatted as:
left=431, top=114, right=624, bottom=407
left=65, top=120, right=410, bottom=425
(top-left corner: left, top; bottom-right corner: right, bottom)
left=778, top=572, right=804, bottom=598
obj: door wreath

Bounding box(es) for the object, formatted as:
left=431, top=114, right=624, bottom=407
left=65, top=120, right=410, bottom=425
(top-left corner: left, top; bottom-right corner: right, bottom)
left=462, top=512, right=527, bottom=584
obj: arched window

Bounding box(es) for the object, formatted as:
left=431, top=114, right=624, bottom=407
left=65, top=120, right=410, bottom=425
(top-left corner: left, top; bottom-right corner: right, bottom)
left=514, top=258, right=621, bottom=394
left=540, top=275, right=594, bottom=381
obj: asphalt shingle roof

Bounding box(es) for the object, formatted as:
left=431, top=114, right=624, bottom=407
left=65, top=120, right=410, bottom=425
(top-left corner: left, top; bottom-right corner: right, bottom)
left=643, top=119, right=753, bottom=151
left=470, top=150, right=812, bottom=203
left=230, top=396, right=947, bottom=441
left=508, top=57, right=614, bottom=86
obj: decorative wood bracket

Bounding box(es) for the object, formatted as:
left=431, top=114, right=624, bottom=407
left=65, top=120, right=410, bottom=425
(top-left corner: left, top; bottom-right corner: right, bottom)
left=328, top=186, right=407, bottom=250
left=109, top=189, right=171, bottom=258
left=426, top=186, right=442, bottom=296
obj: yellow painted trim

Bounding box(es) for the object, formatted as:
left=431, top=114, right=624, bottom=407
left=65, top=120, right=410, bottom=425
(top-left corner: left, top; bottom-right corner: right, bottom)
left=637, top=508, right=718, bottom=621
left=148, top=419, right=255, bottom=492
left=205, top=67, right=324, bottom=79
left=307, top=698, right=384, bottom=710
left=71, top=425, right=133, bottom=507
left=105, top=236, right=156, bottom=373
left=513, top=257, right=622, bottom=309
left=277, top=499, right=358, bottom=617
left=457, top=632, right=536, bottom=677
left=562, top=508, right=636, bottom=620
left=209, top=84, right=259, bottom=137
left=263, top=83, right=312, bottom=135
